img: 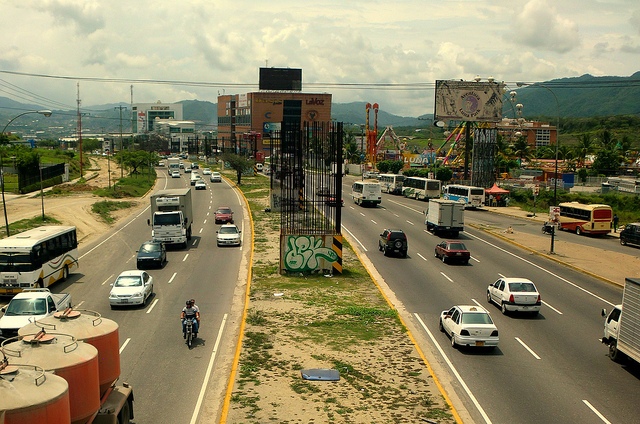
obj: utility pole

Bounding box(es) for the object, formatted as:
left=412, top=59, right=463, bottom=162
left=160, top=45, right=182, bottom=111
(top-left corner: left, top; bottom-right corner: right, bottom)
left=115, top=106, right=127, bottom=178
left=77, top=83, right=83, bottom=178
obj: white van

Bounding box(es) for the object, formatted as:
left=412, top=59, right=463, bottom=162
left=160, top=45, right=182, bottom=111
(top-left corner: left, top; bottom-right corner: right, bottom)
left=190, top=172, right=201, bottom=186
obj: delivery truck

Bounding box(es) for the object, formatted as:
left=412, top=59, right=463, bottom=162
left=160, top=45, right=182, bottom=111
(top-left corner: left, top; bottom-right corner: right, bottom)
left=148, top=188, right=193, bottom=248
left=425, top=198, right=464, bottom=237
left=601, top=277, right=640, bottom=364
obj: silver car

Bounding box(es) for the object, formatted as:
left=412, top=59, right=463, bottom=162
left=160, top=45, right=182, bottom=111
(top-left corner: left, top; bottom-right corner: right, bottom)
left=216, top=224, right=241, bottom=246
left=109, top=270, right=154, bottom=308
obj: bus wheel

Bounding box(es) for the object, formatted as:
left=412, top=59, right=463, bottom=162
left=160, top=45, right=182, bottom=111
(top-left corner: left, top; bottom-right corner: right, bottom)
left=62, top=266, right=69, bottom=281
left=576, top=227, right=582, bottom=235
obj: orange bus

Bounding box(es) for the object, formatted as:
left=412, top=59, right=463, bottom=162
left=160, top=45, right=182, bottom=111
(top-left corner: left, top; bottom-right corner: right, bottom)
left=558, top=202, right=612, bottom=235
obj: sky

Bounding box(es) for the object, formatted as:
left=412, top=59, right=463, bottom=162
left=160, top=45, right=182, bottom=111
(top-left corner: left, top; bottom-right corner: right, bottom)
left=1, top=0, right=639, bottom=118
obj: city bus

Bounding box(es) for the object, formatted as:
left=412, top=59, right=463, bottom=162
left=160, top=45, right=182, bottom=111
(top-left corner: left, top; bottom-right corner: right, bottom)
left=402, top=177, right=441, bottom=200
left=558, top=202, right=613, bottom=235
left=378, top=174, right=405, bottom=195
left=0, top=226, right=79, bottom=295
left=352, top=181, right=382, bottom=207
left=442, top=184, right=485, bottom=208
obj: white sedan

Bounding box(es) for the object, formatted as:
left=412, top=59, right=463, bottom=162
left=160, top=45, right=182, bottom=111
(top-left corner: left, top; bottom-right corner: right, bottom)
left=202, top=168, right=212, bottom=175
left=439, top=305, right=499, bottom=349
left=487, top=277, right=541, bottom=315
left=109, top=270, right=154, bottom=308
left=216, top=224, right=242, bottom=246
left=210, top=172, right=222, bottom=183
left=171, top=170, right=180, bottom=178
left=195, top=180, right=207, bottom=190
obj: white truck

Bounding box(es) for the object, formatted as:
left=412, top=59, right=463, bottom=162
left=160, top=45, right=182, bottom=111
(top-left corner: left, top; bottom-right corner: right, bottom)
left=601, top=277, right=640, bottom=364
left=425, top=198, right=464, bottom=237
left=167, top=157, right=181, bottom=175
left=148, top=188, right=193, bottom=248
left=0, top=288, right=72, bottom=340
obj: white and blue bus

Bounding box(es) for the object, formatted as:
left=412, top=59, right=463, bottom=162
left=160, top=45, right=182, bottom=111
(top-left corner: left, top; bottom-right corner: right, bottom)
left=352, top=181, right=382, bottom=207
left=402, top=177, right=441, bottom=201
left=378, top=174, right=405, bottom=195
left=0, top=226, right=79, bottom=295
left=443, top=184, right=485, bottom=208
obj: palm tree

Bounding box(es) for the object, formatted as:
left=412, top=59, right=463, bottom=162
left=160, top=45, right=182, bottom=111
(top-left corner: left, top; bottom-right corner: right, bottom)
left=509, top=136, right=532, bottom=167
left=574, top=134, right=595, bottom=167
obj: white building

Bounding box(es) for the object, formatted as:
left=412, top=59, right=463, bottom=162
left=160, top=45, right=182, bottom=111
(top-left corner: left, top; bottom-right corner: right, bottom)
left=132, top=101, right=183, bottom=135
left=153, top=119, right=195, bottom=154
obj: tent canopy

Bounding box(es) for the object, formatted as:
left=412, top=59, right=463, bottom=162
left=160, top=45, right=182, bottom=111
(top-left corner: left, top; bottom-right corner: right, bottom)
left=485, top=183, right=509, bottom=195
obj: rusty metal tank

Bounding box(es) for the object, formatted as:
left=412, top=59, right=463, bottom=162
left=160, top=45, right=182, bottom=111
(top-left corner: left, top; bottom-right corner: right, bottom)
left=19, top=309, right=121, bottom=397
left=0, top=362, right=71, bottom=424
left=1, top=333, right=100, bottom=424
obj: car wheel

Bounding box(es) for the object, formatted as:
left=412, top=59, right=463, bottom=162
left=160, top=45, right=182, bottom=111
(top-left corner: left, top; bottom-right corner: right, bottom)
left=383, top=248, right=389, bottom=257
left=451, top=334, right=457, bottom=348
left=609, top=340, right=625, bottom=363
left=439, top=319, right=444, bottom=332
left=434, top=251, right=438, bottom=258
left=487, top=291, right=492, bottom=304
left=394, top=240, right=403, bottom=249
left=620, top=239, right=627, bottom=246
left=576, top=227, right=582, bottom=235
left=501, top=302, right=508, bottom=315
left=441, top=255, right=446, bottom=263
left=463, top=259, right=469, bottom=265
left=378, top=242, right=383, bottom=251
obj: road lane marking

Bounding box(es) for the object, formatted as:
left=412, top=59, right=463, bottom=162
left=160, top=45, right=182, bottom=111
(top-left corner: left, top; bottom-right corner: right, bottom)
left=191, top=239, right=198, bottom=247
left=440, top=272, right=453, bottom=282
left=190, top=314, right=228, bottom=424
left=414, top=313, right=493, bottom=424
left=80, top=206, right=151, bottom=259
left=515, top=337, right=541, bottom=359
left=542, top=300, right=563, bottom=315
left=393, top=213, right=400, bottom=217
left=360, top=212, right=366, bottom=216
left=119, top=338, right=131, bottom=354
left=75, top=300, right=85, bottom=308
left=342, top=226, right=368, bottom=252
left=417, top=253, right=428, bottom=261
left=371, top=220, right=377, bottom=225
left=467, top=231, right=615, bottom=307
left=168, top=272, right=177, bottom=284
left=199, top=228, right=203, bottom=234
left=146, top=298, right=159, bottom=314
left=204, top=219, right=207, bottom=224
left=471, top=256, right=480, bottom=263
left=582, top=400, right=611, bottom=424
left=101, top=274, right=114, bottom=286
left=406, top=220, right=415, bottom=226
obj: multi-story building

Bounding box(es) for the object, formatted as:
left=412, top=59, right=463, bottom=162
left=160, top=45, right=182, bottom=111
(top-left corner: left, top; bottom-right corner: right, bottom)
left=153, top=119, right=195, bottom=154
left=497, top=117, right=557, bottom=147
left=132, top=102, right=183, bottom=135
left=217, top=92, right=332, bottom=157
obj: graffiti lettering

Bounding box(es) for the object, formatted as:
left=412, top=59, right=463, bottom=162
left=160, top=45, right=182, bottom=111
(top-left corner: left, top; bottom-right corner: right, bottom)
left=284, top=235, right=338, bottom=272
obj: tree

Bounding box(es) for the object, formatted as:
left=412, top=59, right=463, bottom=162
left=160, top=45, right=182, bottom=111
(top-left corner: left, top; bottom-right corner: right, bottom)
left=81, top=138, right=101, bottom=153
left=574, top=134, right=595, bottom=167
left=221, top=153, right=253, bottom=184
left=509, top=136, right=532, bottom=166
left=591, top=149, right=620, bottom=176
left=435, top=166, right=453, bottom=183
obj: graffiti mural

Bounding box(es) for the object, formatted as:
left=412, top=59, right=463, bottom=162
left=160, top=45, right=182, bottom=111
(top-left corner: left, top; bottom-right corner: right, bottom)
left=283, top=235, right=338, bottom=272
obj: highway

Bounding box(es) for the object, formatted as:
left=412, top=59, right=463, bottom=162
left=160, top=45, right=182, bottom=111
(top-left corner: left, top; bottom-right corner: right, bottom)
left=337, top=175, right=640, bottom=424
left=54, top=169, right=247, bottom=423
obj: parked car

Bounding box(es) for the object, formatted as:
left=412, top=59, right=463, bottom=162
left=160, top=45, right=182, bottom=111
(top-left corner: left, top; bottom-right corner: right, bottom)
left=136, top=241, right=166, bottom=269
left=210, top=172, right=222, bottom=183
left=216, top=224, right=242, bottom=246
left=439, top=305, right=499, bottom=349
left=434, top=241, right=471, bottom=264
left=487, top=277, right=541, bottom=315
left=202, top=168, right=212, bottom=175
left=171, top=170, right=181, bottom=178
left=109, top=270, right=154, bottom=308
left=325, top=196, right=344, bottom=207
left=214, top=206, right=234, bottom=224
left=620, top=223, right=640, bottom=247
left=378, top=229, right=408, bottom=257
left=195, top=180, right=206, bottom=190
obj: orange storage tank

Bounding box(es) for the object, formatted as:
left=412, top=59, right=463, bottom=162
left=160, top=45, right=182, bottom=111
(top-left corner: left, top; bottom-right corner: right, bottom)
left=0, top=363, right=71, bottom=424
left=20, top=309, right=121, bottom=397
left=2, top=333, right=100, bottom=424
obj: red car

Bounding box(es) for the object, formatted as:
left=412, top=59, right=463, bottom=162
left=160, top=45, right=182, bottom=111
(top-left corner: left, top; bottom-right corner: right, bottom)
left=434, top=241, right=470, bottom=264
left=214, top=206, right=234, bottom=224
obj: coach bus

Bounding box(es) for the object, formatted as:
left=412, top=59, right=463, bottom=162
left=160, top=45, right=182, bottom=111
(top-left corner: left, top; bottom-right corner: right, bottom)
left=0, top=226, right=79, bottom=295
left=378, top=174, right=405, bottom=195
left=442, top=184, right=485, bottom=208
left=402, top=177, right=441, bottom=201
left=352, top=181, right=382, bottom=207
left=558, top=202, right=613, bottom=235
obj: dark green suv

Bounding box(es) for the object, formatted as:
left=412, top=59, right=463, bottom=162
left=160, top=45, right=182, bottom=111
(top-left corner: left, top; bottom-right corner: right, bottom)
left=620, top=223, right=640, bottom=247
left=379, top=229, right=408, bottom=257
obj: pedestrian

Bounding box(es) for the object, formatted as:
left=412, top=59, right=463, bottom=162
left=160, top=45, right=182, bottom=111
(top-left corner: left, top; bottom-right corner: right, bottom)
left=613, top=214, right=619, bottom=233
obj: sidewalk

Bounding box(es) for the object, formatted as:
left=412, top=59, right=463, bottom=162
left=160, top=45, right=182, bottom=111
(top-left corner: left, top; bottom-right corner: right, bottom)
left=478, top=206, right=634, bottom=287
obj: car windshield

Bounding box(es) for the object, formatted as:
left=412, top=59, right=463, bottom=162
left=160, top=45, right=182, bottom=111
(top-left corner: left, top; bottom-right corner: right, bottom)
left=217, top=208, right=231, bottom=215
left=219, top=227, right=238, bottom=234
left=115, top=276, right=142, bottom=287
left=5, top=298, right=47, bottom=316
left=461, top=312, right=493, bottom=325
left=141, top=243, right=161, bottom=253
left=508, top=282, right=537, bottom=292
left=448, top=243, right=467, bottom=250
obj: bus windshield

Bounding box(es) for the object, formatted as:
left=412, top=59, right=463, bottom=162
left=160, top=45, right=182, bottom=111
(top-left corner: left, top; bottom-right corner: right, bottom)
left=0, top=253, right=37, bottom=272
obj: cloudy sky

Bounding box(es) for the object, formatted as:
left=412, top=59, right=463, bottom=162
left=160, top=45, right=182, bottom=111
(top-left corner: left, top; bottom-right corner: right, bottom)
left=1, top=0, right=639, bottom=117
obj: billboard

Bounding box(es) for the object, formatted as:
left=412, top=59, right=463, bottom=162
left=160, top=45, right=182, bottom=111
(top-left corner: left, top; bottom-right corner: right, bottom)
left=434, top=80, right=505, bottom=123
left=259, top=67, right=302, bottom=91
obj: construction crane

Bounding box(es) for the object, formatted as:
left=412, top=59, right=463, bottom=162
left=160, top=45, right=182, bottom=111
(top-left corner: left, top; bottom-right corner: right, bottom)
left=365, top=103, right=379, bottom=168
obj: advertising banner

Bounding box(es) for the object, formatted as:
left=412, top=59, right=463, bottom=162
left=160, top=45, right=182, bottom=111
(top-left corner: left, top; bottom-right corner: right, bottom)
left=435, top=80, right=505, bottom=123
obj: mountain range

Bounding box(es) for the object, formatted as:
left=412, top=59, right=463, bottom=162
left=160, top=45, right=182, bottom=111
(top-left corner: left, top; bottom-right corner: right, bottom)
left=2, top=72, right=639, bottom=137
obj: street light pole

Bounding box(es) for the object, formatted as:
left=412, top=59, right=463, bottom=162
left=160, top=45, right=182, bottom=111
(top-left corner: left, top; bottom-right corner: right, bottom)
left=517, top=82, right=560, bottom=253
left=1, top=110, right=53, bottom=237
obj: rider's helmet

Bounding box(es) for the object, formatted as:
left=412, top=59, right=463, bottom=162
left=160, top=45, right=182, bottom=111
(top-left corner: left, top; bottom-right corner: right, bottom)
left=186, top=300, right=192, bottom=306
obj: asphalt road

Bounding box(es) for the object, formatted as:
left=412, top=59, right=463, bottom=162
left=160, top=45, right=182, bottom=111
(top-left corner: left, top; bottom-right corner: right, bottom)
left=338, top=176, right=640, bottom=424
left=55, top=170, right=246, bottom=424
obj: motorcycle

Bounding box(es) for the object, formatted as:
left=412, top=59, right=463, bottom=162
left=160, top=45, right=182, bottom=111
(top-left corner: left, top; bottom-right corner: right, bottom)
left=183, top=316, right=197, bottom=348
left=542, top=222, right=555, bottom=235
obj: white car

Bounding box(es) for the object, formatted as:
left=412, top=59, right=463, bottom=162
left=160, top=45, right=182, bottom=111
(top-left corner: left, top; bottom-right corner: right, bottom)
left=109, top=270, right=154, bottom=308
left=439, top=305, right=499, bottom=349
left=487, top=277, right=541, bottom=315
left=202, top=168, right=212, bottom=175
left=171, top=170, right=180, bottom=178
left=217, top=224, right=242, bottom=246
left=195, top=180, right=206, bottom=190
left=210, top=172, right=222, bottom=183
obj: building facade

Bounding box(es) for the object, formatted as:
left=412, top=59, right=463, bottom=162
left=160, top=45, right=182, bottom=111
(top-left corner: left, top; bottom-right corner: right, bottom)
left=497, top=118, right=557, bottom=147
left=132, top=102, right=183, bottom=135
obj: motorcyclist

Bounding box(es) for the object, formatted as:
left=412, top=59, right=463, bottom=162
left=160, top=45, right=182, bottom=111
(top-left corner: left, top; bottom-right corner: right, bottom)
left=181, top=299, right=200, bottom=339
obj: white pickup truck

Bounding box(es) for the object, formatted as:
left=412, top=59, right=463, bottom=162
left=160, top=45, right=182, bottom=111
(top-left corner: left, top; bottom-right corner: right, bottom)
left=0, top=288, right=72, bottom=340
